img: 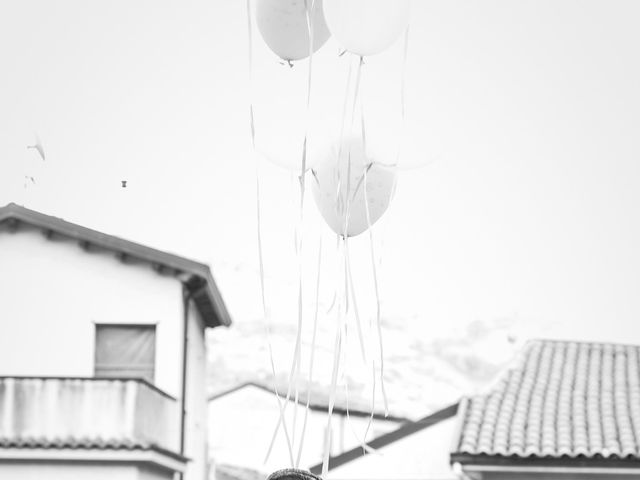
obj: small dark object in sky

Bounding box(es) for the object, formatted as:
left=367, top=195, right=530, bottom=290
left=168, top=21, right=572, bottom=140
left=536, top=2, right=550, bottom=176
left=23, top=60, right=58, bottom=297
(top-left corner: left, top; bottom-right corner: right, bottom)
left=121, top=180, right=127, bottom=188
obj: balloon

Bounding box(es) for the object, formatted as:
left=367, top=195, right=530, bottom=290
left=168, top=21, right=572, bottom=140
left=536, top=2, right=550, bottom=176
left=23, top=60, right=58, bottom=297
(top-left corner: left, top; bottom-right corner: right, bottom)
left=254, top=98, right=332, bottom=171
left=256, top=0, right=331, bottom=62
left=311, top=135, right=397, bottom=237
left=322, top=0, right=410, bottom=56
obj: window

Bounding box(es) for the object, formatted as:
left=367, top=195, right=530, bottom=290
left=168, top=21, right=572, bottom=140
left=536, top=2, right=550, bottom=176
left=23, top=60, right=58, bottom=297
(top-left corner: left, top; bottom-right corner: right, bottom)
left=94, top=324, right=156, bottom=382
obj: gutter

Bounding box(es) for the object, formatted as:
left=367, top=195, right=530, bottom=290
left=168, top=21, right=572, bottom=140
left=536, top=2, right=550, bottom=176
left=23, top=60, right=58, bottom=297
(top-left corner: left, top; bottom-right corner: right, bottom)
left=179, top=285, right=192, bottom=478
left=460, top=464, right=640, bottom=476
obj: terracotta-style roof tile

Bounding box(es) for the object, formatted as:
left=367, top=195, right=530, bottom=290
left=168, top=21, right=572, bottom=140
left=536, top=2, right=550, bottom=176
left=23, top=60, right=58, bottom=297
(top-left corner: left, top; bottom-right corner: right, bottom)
left=452, top=340, right=640, bottom=462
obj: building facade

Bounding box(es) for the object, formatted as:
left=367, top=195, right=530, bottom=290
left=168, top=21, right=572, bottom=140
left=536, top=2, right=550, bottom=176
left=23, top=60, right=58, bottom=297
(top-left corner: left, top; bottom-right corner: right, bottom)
left=208, top=382, right=406, bottom=476
left=0, top=203, right=231, bottom=480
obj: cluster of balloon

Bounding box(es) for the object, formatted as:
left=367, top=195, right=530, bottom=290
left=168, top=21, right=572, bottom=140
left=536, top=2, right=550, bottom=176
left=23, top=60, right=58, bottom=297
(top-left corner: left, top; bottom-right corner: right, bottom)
left=309, top=0, right=411, bottom=237
left=249, top=0, right=411, bottom=477
left=311, top=135, right=397, bottom=237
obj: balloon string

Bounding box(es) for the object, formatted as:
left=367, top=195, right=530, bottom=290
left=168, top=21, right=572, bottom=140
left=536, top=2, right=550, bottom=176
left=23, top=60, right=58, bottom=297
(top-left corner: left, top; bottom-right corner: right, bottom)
left=289, top=175, right=304, bottom=462
left=267, top=0, right=320, bottom=462
left=352, top=68, right=379, bottom=448
left=296, top=235, right=322, bottom=467
left=291, top=277, right=303, bottom=455
left=343, top=259, right=372, bottom=456
left=336, top=58, right=354, bottom=171
left=321, top=314, right=342, bottom=477
left=324, top=234, right=341, bottom=315
left=342, top=56, right=368, bottom=208
left=291, top=0, right=316, bottom=461
left=338, top=55, right=362, bottom=240
left=302, top=0, right=316, bottom=183
left=245, top=0, right=256, bottom=151
left=247, top=0, right=295, bottom=464
left=362, top=120, right=389, bottom=418
left=362, top=358, right=377, bottom=451
left=264, top=325, right=300, bottom=465
left=340, top=55, right=362, bottom=237
left=342, top=270, right=357, bottom=455
left=349, top=56, right=364, bottom=136
left=356, top=54, right=389, bottom=414
left=396, top=26, right=410, bottom=166
left=263, top=306, right=295, bottom=467
left=322, top=240, right=346, bottom=478
left=365, top=184, right=389, bottom=416
left=345, top=240, right=366, bottom=362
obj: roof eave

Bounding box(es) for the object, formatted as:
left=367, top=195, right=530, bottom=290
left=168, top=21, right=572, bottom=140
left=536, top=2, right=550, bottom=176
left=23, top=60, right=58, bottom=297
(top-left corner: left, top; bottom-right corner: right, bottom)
left=0, top=203, right=231, bottom=329
left=451, top=453, right=640, bottom=470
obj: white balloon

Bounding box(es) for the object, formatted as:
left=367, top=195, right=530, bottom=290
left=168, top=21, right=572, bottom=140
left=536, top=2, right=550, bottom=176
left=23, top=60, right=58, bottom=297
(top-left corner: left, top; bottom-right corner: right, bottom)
left=254, top=98, right=331, bottom=171
left=256, top=0, right=331, bottom=62
left=311, top=135, right=397, bottom=237
left=323, top=0, right=410, bottom=56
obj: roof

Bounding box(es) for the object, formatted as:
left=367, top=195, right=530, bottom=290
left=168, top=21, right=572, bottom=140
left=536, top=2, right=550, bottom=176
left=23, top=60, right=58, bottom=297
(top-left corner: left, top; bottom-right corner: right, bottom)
left=309, top=403, right=458, bottom=475
left=0, top=437, right=187, bottom=461
left=0, top=203, right=230, bottom=328
left=208, top=381, right=411, bottom=423
left=451, top=339, right=640, bottom=467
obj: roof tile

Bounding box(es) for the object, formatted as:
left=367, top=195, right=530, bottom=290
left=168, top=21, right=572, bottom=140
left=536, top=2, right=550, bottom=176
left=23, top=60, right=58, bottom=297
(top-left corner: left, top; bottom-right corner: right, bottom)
left=452, top=340, right=640, bottom=461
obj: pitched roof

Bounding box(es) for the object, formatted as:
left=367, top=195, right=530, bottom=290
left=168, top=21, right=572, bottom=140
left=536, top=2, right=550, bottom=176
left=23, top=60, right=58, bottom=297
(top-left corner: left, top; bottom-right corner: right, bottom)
left=0, top=436, right=188, bottom=462
left=451, top=340, right=640, bottom=466
left=309, top=403, right=458, bottom=475
left=208, top=381, right=411, bottom=423
left=0, top=203, right=230, bottom=328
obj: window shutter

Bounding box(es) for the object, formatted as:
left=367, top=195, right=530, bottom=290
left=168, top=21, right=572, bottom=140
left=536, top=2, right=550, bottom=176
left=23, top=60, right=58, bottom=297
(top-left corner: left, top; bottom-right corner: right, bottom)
left=95, top=324, right=156, bottom=382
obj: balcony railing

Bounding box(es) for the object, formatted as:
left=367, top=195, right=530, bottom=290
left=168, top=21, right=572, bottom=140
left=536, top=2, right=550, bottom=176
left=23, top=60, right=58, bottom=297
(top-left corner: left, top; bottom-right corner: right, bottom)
left=0, top=377, right=180, bottom=454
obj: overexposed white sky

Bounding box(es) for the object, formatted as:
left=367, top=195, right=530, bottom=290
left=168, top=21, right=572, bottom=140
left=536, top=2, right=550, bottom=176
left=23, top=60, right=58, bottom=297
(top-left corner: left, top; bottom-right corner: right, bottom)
left=2, top=0, right=640, bottom=352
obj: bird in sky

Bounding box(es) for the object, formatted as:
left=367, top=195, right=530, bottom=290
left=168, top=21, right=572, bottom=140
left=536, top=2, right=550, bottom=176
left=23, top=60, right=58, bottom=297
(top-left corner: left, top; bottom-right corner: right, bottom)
left=26, top=133, right=45, bottom=161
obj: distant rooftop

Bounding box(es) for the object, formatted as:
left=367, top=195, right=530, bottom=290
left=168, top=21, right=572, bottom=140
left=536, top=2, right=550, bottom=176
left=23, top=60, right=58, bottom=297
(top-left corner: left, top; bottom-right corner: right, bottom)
left=0, top=202, right=231, bottom=328
left=208, top=381, right=411, bottom=423
left=451, top=339, right=640, bottom=467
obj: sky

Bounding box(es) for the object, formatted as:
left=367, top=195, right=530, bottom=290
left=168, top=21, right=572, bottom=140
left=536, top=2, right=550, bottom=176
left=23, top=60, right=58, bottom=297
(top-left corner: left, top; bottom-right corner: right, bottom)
left=2, top=0, right=640, bottom=413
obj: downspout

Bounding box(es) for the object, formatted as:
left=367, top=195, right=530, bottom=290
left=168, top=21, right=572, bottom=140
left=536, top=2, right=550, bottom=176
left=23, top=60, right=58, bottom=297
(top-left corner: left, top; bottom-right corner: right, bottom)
left=179, top=285, right=192, bottom=477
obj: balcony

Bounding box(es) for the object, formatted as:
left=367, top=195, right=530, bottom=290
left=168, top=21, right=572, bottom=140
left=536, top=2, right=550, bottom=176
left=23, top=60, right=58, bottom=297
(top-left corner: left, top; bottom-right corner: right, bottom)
left=0, top=377, right=180, bottom=455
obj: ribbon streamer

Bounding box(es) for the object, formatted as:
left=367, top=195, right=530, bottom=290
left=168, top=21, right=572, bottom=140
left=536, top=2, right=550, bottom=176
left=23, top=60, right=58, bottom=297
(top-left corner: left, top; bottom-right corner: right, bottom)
left=247, top=0, right=295, bottom=465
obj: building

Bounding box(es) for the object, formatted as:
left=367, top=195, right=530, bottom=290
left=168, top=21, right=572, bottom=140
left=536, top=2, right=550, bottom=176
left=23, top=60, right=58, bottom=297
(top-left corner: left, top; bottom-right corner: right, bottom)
left=315, top=403, right=459, bottom=480
left=451, top=339, right=640, bottom=479
left=0, top=203, right=231, bottom=480
left=208, top=381, right=407, bottom=477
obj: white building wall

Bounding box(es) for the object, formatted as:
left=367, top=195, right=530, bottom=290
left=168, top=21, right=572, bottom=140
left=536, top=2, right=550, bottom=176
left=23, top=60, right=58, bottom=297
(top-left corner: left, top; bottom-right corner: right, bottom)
left=185, top=300, right=209, bottom=480
left=208, top=385, right=400, bottom=475
left=0, top=225, right=215, bottom=480
left=329, top=416, right=458, bottom=480
left=0, top=226, right=183, bottom=399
